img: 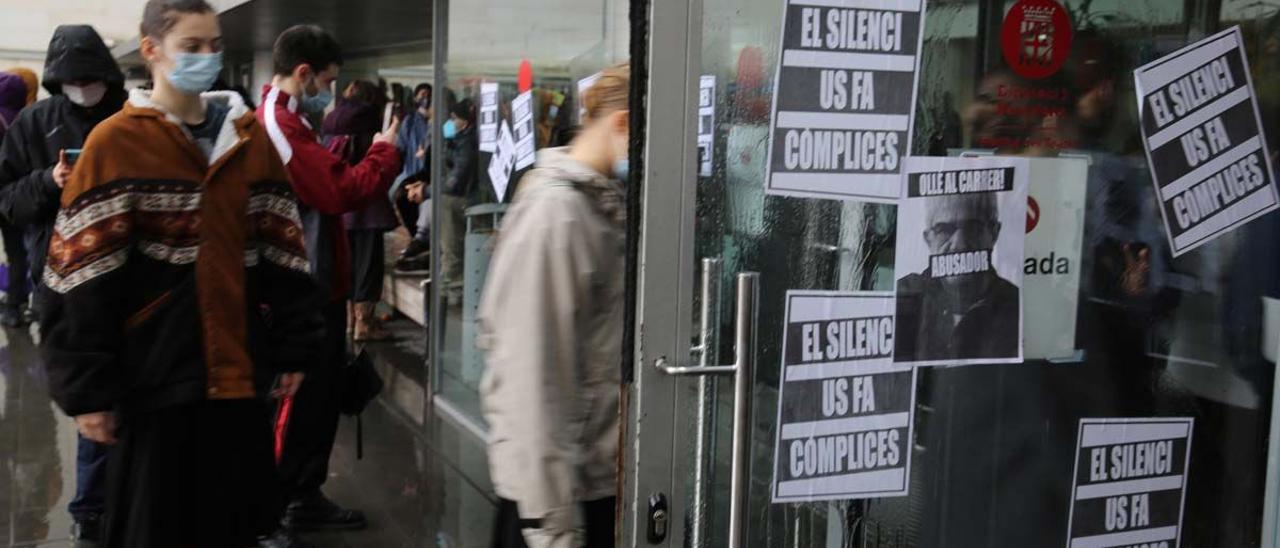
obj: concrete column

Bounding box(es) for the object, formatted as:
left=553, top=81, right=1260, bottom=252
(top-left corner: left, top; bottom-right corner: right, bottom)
left=251, top=49, right=273, bottom=96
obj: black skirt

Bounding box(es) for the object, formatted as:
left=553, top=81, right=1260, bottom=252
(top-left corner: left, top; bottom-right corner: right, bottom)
left=105, top=398, right=280, bottom=548
left=347, top=229, right=387, bottom=303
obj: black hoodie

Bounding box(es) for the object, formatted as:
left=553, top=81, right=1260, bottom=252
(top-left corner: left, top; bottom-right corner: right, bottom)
left=0, top=25, right=126, bottom=288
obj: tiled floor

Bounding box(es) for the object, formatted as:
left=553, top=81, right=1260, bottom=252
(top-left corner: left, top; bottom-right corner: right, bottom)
left=0, top=325, right=433, bottom=548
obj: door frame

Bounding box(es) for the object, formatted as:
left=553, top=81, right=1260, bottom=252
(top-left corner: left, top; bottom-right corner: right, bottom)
left=622, top=0, right=708, bottom=546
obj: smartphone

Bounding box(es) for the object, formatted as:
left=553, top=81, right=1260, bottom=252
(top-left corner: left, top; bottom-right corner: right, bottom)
left=64, top=148, right=82, bottom=166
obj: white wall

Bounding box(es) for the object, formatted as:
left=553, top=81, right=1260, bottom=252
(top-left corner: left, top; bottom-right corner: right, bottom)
left=0, top=0, right=252, bottom=97
left=448, top=0, right=629, bottom=76
left=0, top=0, right=148, bottom=55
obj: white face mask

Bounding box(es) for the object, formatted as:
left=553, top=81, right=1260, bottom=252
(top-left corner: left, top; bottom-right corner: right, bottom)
left=63, top=82, right=107, bottom=107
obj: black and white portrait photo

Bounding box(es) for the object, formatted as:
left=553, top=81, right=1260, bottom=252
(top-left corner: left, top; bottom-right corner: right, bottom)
left=894, top=156, right=1028, bottom=366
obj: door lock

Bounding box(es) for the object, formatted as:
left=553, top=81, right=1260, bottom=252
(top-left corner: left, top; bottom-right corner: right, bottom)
left=647, top=493, right=669, bottom=543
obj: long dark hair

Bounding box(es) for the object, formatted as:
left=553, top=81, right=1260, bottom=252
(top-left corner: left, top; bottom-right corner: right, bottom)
left=344, top=79, right=379, bottom=105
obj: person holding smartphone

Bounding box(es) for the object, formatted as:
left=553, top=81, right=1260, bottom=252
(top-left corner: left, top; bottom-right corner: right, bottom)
left=258, top=24, right=401, bottom=534
left=0, top=24, right=128, bottom=545
left=39, top=1, right=326, bottom=545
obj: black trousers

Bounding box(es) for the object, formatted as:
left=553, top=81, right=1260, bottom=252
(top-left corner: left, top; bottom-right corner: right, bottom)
left=491, top=497, right=616, bottom=548
left=105, top=399, right=279, bottom=548
left=277, top=300, right=346, bottom=498
left=395, top=193, right=418, bottom=238
left=347, top=230, right=386, bottom=302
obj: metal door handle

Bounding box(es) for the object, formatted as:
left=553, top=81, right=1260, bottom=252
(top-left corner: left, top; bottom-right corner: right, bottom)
left=691, top=258, right=720, bottom=547
left=653, top=270, right=759, bottom=548
left=691, top=257, right=721, bottom=368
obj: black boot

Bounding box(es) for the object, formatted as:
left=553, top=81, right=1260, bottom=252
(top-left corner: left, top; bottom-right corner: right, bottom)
left=283, top=490, right=368, bottom=531
left=394, top=238, right=431, bottom=273
left=400, top=237, right=430, bottom=259
left=258, top=526, right=315, bottom=548
left=71, top=514, right=103, bottom=547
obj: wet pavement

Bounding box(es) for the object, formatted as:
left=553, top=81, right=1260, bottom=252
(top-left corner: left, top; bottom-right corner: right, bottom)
left=0, top=324, right=434, bottom=548
left=0, top=328, right=76, bottom=547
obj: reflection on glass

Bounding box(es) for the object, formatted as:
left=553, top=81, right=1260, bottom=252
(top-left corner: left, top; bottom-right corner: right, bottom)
left=435, top=2, right=631, bottom=425
left=686, top=0, right=1280, bottom=545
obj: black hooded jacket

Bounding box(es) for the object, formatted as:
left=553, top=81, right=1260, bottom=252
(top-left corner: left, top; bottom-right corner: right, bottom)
left=0, top=25, right=126, bottom=286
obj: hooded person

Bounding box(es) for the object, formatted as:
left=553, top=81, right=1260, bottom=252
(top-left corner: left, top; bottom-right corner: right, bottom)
left=0, top=24, right=126, bottom=543
left=0, top=25, right=127, bottom=297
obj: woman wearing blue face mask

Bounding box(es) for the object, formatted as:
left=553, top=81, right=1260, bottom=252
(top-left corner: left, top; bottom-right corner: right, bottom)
left=39, top=1, right=325, bottom=546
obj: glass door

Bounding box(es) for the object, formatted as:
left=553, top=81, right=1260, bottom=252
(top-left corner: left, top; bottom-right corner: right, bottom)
left=629, top=0, right=1280, bottom=547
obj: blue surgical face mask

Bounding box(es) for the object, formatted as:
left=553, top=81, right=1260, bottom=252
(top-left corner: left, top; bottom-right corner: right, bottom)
left=442, top=119, right=458, bottom=140
left=166, top=51, right=222, bottom=95
left=613, top=158, right=629, bottom=181
left=301, top=82, right=333, bottom=114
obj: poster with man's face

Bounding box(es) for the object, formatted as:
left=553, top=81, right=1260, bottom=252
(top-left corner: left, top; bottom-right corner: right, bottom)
left=893, top=156, right=1029, bottom=366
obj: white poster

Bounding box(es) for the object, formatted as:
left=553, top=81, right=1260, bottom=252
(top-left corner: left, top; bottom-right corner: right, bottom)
left=479, top=82, right=499, bottom=153
left=961, top=151, right=1089, bottom=361
left=893, top=156, right=1028, bottom=366
left=698, top=74, right=717, bottom=178
left=764, top=0, right=927, bottom=202
left=488, top=123, right=516, bottom=202
left=1066, top=418, right=1194, bottom=548
left=771, top=291, right=916, bottom=503
left=577, top=71, right=602, bottom=123
left=1023, top=157, right=1088, bottom=361
left=512, top=90, right=536, bottom=170
left=1134, top=26, right=1279, bottom=256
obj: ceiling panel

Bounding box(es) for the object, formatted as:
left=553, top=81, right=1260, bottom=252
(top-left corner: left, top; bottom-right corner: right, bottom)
left=219, top=0, right=432, bottom=58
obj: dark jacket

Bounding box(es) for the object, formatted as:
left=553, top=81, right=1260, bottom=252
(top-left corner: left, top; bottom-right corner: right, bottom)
left=323, top=98, right=398, bottom=231
left=40, top=90, right=325, bottom=417
left=894, top=270, right=1020, bottom=362
left=0, top=73, right=26, bottom=129
left=258, top=86, right=402, bottom=301
left=444, top=124, right=478, bottom=197
left=0, top=25, right=125, bottom=286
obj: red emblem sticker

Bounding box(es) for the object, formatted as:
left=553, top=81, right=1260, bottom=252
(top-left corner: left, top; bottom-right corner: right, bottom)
left=1002, top=0, right=1072, bottom=80
left=1026, top=196, right=1041, bottom=233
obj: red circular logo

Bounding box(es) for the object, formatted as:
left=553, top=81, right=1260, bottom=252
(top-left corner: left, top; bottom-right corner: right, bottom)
left=1001, top=0, right=1072, bottom=80
left=1026, top=196, right=1041, bottom=233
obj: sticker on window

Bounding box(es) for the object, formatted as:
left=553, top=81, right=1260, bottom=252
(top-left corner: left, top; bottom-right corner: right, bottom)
left=698, top=74, right=717, bottom=178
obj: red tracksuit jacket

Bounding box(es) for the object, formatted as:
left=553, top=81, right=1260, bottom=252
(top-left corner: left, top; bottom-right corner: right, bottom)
left=257, top=85, right=402, bottom=300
